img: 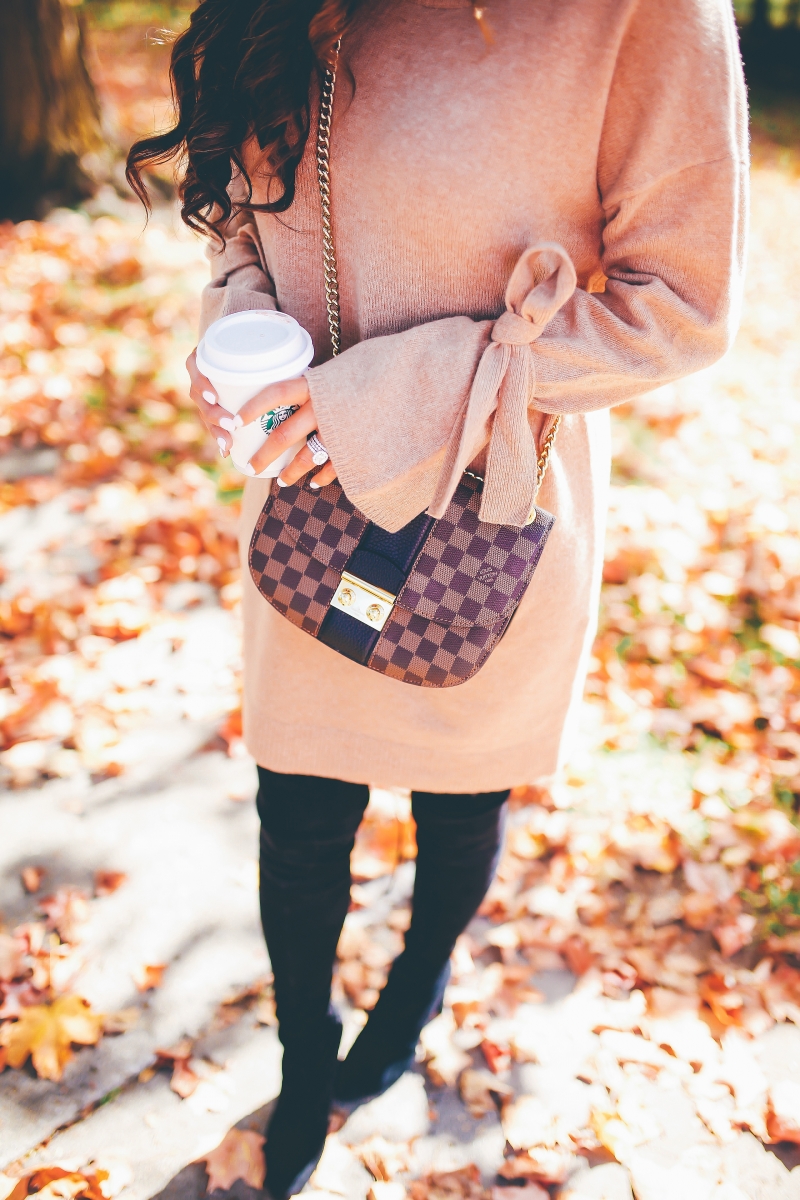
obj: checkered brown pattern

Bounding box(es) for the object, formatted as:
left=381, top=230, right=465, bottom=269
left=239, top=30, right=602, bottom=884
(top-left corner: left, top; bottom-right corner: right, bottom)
left=248, top=475, right=555, bottom=686
left=369, top=607, right=506, bottom=688
left=249, top=481, right=367, bottom=636
left=367, top=480, right=554, bottom=687
left=398, top=479, right=553, bottom=629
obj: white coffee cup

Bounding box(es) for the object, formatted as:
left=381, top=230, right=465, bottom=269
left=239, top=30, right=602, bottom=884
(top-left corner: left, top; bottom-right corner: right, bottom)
left=196, top=310, right=314, bottom=478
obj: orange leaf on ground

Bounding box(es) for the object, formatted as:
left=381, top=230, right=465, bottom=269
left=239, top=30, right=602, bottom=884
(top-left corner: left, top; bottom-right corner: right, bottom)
left=170, top=1057, right=200, bottom=1099
left=217, top=709, right=245, bottom=757
left=682, top=891, right=719, bottom=930
left=410, top=1165, right=484, bottom=1200
left=155, top=1038, right=194, bottom=1062
left=561, top=934, right=593, bottom=975
left=713, top=913, right=757, bottom=958
left=498, top=1150, right=572, bottom=1186
left=700, top=973, right=745, bottom=1026
left=132, top=963, right=167, bottom=991
left=481, top=1037, right=511, bottom=1074
left=94, top=871, right=127, bottom=897
left=21, top=867, right=46, bottom=894
left=0, top=996, right=103, bottom=1081
left=0, top=934, right=25, bottom=982
left=197, top=1128, right=265, bottom=1192
left=351, top=809, right=417, bottom=881
left=4, top=1167, right=108, bottom=1200
left=219, top=708, right=243, bottom=741
left=153, top=1038, right=199, bottom=1097
left=459, top=1068, right=513, bottom=1118
left=766, top=1081, right=800, bottom=1144
left=38, top=889, right=89, bottom=942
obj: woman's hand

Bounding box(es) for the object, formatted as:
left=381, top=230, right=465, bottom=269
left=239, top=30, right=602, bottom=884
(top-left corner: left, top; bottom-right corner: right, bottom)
left=186, top=349, right=236, bottom=459
left=236, top=376, right=338, bottom=487
left=186, top=349, right=337, bottom=487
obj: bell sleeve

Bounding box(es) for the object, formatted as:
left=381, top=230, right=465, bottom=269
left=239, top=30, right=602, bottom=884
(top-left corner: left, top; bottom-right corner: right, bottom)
left=306, top=0, right=748, bottom=533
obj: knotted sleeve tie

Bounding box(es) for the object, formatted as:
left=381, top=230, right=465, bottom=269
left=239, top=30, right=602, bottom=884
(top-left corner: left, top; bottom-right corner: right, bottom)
left=428, top=243, right=577, bottom=526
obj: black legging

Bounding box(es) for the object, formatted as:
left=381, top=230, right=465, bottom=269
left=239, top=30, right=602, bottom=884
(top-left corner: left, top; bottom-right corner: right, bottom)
left=256, top=767, right=508, bottom=1105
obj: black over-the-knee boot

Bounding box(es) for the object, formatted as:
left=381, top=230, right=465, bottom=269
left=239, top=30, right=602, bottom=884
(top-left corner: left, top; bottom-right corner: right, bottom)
left=334, top=787, right=508, bottom=1104
left=257, top=767, right=370, bottom=1199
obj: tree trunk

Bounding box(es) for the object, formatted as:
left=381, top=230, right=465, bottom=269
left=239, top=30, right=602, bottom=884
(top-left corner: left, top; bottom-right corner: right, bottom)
left=0, top=0, right=102, bottom=222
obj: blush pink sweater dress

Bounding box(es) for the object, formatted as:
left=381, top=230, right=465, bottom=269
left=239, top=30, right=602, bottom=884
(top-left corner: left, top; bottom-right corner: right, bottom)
left=199, top=0, right=748, bottom=792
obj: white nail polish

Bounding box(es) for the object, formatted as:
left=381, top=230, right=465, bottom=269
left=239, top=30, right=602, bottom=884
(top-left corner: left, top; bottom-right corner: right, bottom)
left=242, top=463, right=256, bottom=476
left=217, top=437, right=227, bottom=451
left=232, top=414, right=244, bottom=430
left=203, top=390, right=217, bottom=403
left=219, top=417, right=236, bottom=433
left=277, top=477, right=288, bottom=487
left=309, top=481, right=321, bottom=489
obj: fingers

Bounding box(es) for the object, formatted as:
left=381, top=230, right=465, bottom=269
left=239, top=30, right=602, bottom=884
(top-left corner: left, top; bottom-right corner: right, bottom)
left=275, top=444, right=317, bottom=486
left=186, top=357, right=319, bottom=472
left=187, top=350, right=221, bottom=417
left=186, top=349, right=234, bottom=452
left=238, top=377, right=311, bottom=428
left=247, top=401, right=317, bottom=475
left=186, top=349, right=205, bottom=391
left=212, top=425, right=232, bottom=457
left=273, top=444, right=338, bottom=490
left=309, top=461, right=338, bottom=489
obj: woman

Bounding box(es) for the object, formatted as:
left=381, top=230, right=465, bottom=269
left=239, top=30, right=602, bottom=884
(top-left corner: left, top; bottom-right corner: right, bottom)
left=128, top=0, right=747, bottom=1194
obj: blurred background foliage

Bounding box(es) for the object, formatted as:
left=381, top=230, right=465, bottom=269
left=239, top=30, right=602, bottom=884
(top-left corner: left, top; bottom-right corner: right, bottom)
left=0, top=0, right=798, bottom=225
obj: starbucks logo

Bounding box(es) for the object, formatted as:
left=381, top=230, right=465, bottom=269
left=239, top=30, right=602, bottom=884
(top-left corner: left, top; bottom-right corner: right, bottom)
left=260, top=404, right=299, bottom=436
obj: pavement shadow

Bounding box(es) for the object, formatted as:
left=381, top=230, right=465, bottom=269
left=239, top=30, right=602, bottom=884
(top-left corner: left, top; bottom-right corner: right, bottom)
left=152, top=1102, right=274, bottom=1200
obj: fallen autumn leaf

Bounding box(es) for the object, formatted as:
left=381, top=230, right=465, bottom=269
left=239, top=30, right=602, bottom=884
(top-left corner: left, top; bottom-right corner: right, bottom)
left=197, top=1128, right=266, bottom=1192
left=0, top=995, right=104, bottom=1081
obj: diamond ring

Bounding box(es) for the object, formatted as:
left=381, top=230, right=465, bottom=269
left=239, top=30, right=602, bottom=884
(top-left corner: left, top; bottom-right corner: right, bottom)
left=307, top=433, right=329, bottom=466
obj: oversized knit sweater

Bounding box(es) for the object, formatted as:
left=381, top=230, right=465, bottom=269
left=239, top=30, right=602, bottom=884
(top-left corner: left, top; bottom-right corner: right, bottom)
left=199, top=0, right=748, bottom=792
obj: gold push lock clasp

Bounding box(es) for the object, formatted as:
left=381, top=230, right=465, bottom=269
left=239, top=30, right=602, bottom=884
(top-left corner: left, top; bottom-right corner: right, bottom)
left=330, top=571, right=396, bottom=631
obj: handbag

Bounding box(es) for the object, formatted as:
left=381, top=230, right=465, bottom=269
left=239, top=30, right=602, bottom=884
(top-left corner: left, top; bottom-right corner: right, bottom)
left=248, top=45, right=559, bottom=688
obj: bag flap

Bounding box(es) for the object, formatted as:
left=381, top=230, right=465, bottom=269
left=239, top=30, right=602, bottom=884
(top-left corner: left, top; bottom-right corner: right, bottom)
left=255, top=480, right=368, bottom=572
left=397, top=480, right=555, bottom=629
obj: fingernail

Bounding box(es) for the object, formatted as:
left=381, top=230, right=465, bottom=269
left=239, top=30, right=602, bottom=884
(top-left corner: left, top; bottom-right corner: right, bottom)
left=203, top=390, right=217, bottom=403
left=277, top=477, right=288, bottom=487
left=219, top=417, right=236, bottom=433
left=217, top=437, right=227, bottom=452
left=242, top=463, right=256, bottom=476
left=309, top=481, right=321, bottom=489
left=232, top=414, right=244, bottom=429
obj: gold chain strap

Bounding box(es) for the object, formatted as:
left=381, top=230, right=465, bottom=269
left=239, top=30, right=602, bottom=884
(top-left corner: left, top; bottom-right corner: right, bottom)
left=317, top=43, right=342, bottom=358
left=535, top=413, right=560, bottom=493
left=315, top=41, right=559, bottom=495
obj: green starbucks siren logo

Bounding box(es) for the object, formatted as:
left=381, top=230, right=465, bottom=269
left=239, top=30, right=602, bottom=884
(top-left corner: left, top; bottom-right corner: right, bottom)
left=260, top=404, right=299, bottom=436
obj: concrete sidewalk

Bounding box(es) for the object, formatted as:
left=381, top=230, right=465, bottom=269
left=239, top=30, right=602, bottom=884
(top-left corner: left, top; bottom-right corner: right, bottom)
left=0, top=725, right=509, bottom=1195
left=2, top=727, right=800, bottom=1200
left=0, top=725, right=268, bottom=1169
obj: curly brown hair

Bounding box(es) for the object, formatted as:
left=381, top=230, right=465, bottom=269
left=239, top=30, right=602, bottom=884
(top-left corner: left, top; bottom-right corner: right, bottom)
left=126, top=0, right=366, bottom=240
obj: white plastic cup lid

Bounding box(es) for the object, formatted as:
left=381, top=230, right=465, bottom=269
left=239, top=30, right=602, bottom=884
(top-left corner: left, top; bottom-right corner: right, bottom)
left=197, top=311, right=313, bottom=380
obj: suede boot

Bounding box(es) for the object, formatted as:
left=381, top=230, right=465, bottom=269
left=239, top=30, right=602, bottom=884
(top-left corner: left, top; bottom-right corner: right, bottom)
left=334, top=787, right=508, bottom=1106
